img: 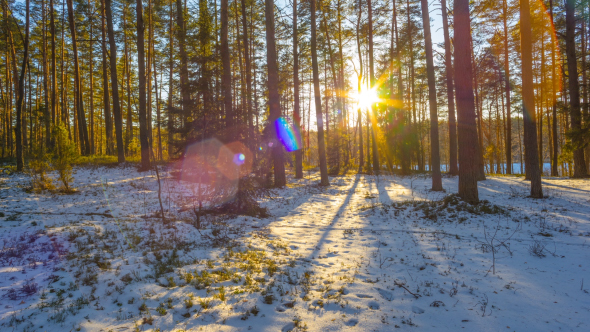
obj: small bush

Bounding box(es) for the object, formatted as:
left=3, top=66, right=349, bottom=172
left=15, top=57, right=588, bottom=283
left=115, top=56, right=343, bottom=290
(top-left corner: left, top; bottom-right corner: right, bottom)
left=29, top=147, right=54, bottom=193
left=156, top=305, right=167, bottom=316
left=52, top=125, right=76, bottom=193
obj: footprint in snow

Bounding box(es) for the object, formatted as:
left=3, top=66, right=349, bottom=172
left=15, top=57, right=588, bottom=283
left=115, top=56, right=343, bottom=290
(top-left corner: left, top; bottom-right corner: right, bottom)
left=375, top=287, right=394, bottom=301
left=275, top=301, right=295, bottom=312
left=356, top=294, right=373, bottom=299
left=344, top=318, right=359, bottom=326
left=368, top=301, right=380, bottom=310
left=282, top=322, right=296, bottom=332
left=412, top=306, right=425, bottom=314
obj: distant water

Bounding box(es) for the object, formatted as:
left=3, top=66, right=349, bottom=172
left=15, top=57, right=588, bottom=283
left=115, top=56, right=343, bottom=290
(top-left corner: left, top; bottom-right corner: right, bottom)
left=425, top=163, right=561, bottom=175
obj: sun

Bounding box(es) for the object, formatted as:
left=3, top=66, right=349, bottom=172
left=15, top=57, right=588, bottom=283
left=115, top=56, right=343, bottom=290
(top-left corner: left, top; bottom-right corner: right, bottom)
left=353, top=88, right=380, bottom=110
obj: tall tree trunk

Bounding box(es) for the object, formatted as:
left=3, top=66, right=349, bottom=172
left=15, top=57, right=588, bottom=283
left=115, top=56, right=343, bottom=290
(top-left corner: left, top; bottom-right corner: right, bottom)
left=61, top=0, right=67, bottom=129
left=240, top=0, right=254, bottom=146
left=50, top=0, right=57, bottom=129
left=88, top=0, right=95, bottom=154
left=565, top=0, right=587, bottom=177
left=105, top=0, right=125, bottom=162
left=321, top=9, right=340, bottom=173
left=123, top=10, right=132, bottom=153
left=454, top=0, right=479, bottom=203
left=146, top=0, right=153, bottom=157
left=356, top=0, right=363, bottom=172
left=503, top=0, right=512, bottom=174
left=407, top=0, right=418, bottom=170
left=15, top=0, right=30, bottom=171
left=367, top=0, right=379, bottom=174
left=101, top=0, right=113, bottom=155
left=537, top=23, right=548, bottom=175
left=441, top=0, right=457, bottom=175
left=471, top=37, right=486, bottom=180
left=42, top=0, right=50, bottom=149
left=153, top=53, right=162, bottom=160
left=584, top=7, right=590, bottom=173
left=550, top=0, right=558, bottom=176
left=264, top=0, right=286, bottom=186
left=520, top=0, right=543, bottom=197
left=310, top=0, right=329, bottom=185
left=167, top=0, right=174, bottom=157
left=66, top=0, right=90, bottom=155
left=176, top=0, right=190, bottom=125
left=337, top=0, right=347, bottom=166
left=0, top=76, right=6, bottom=158
left=421, top=0, right=442, bottom=190
left=293, top=0, right=302, bottom=178
left=136, top=0, right=150, bottom=170
left=394, top=1, right=408, bottom=174
left=221, top=0, right=232, bottom=130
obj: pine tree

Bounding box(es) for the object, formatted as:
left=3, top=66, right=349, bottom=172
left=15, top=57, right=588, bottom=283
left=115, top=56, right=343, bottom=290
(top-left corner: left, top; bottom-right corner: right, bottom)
left=454, top=0, right=479, bottom=203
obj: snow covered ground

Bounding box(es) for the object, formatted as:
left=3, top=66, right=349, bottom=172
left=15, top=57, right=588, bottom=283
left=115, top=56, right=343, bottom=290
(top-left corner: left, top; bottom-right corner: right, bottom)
left=1, top=165, right=589, bottom=331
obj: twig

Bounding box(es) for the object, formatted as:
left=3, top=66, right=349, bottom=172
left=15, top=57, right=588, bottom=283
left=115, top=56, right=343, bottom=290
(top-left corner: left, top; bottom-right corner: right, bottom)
left=394, top=280, right=421, bottom=299
left=154, top=165, right=166, bottom=222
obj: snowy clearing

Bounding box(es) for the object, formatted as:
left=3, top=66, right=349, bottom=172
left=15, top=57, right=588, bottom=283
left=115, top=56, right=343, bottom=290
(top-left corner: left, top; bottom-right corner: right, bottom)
left=1, top=166, right=589, bottom=331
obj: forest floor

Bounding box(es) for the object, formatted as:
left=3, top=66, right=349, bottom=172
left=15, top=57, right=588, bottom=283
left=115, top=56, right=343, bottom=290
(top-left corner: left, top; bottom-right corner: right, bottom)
left=1, top=165, right=589, bottom=331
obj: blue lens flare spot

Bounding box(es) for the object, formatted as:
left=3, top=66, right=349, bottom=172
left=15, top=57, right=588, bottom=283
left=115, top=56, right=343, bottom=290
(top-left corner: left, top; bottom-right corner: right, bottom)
left=233, top=153, right=246, bottom=165
left=275, top=117, right=302, bottom=152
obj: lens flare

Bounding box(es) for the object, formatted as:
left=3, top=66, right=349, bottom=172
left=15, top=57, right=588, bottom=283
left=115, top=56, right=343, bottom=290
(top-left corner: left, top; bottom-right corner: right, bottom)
left=217, top=141, right=253, bottom=180
left=353, top=88, right=380, bottom=110
left=179, top=139, right=253, bottom=205
left=233, top=153, right=246, bottom=165
left=275, top=117, right=302, bottom=152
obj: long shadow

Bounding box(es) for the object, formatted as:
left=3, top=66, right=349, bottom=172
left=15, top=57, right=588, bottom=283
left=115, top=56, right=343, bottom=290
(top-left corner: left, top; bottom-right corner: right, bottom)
left=374, top=176, right=394, bottom=205
left=488, top=176, right=590, bottom=194
left=302, top=174, right=362, bottom=261
left=541, top=180, right=590, bottom=193
left=260, top=175, right=334, bottom=222
left=479, top=177, right=590, bottom=224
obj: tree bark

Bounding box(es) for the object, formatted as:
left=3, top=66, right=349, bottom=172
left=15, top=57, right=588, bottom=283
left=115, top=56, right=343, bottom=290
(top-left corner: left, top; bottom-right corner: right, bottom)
left=453, top=0, right=479, bottom=203
left=15, top=0, right=30, bottom=171
left=520, top=0, right=543, bottom=197
left=321, top=9, right=340, bottom=173
left=565, top=0, right=587, bottom=177
left=293, top=0, right=302, bottom=178
left=123, top=9, right=132, bottom=152
left=471, top=36, right=486, bottom=180
left=167, top=0, right=174, bottom=157
left=153, top=52, right=162, bottom=160
left=503, top=0, right=512, bottom=174
left=440, top=0, right=457, bottom=175
left=42, top=0, right=50, bottom=149
left=337, top=0, right=347, bottom=166
left=176, top=0, right=190, bottom=125
left=310, top=0, right=329, bottom=186
left=264, top=0, right=286, bottom=186
left=421, top=0, right=442, bottom=190
left=105, top=0, right=125, bottom=162
left=66, top=0, right=90, bottom=155
left=367, top=0, right=379, bottom=174
left=550, top=0, right=558, bottom=176
left=356, top=0, right=363, bottom=172
left=136, top=0, right=150, bottom=170
left=221, top=0, right=232, bottom=130
left=88, top=0, right=95, bottom=154
left=101, top=0, right=113, bottom=155
left=50, top=0, right=57, bottom=130
left=240, top=0, right=254, bottom=147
